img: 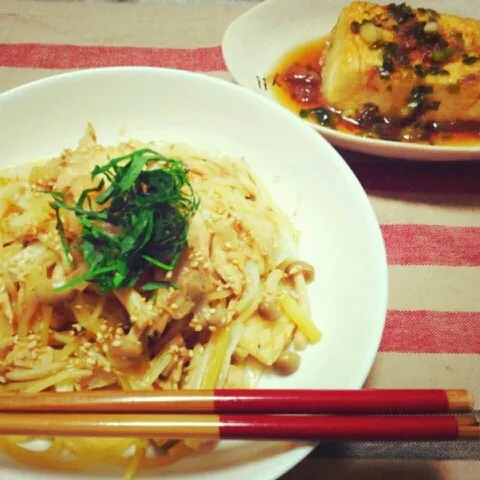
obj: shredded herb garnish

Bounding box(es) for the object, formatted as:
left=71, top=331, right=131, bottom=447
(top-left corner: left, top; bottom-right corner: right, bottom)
left=47, top=149, right=199, bottom=293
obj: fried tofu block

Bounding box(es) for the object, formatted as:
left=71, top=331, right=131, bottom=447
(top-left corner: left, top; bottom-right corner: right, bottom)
left=321, top=1, right=480, bottom=123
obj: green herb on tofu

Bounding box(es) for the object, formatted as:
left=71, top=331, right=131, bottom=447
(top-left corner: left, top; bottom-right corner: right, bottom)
left=447, top=84, right=460, bottom=94
left=414, top=64, right=449, bottom=76
left=47, top=149, right=199, bottom=293
left=404, top=85, right=437, bottom=115
left=350, top=21, right=361, bottom=34
left=431, top=46, right=456, bottom=62
left=387, top=2, right=415, bottom=24
left=376, top=42, right=409, bottom=79
left=462, top=54, right=479, bottom=65
left=410, top=22, right=448, bottom=49
left=299, top=107, right=337, bottom=127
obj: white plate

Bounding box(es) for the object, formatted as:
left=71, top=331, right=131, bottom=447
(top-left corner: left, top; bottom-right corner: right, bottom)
left=0, top=67, right=388, bottom=480
left=222, top=0, right=480, bottom=161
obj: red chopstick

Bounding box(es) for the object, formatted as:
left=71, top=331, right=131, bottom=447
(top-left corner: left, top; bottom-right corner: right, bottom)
left=0, top=413, right=477, bottom=441
left=0, top=389, right=473, bottom=414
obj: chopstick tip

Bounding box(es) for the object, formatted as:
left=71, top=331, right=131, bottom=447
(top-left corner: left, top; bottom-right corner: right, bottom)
left=446, top=389, right=474, bottom=413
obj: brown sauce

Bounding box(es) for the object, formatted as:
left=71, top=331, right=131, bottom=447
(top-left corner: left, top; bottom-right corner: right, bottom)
left=267, top=38, right=480, bottom=146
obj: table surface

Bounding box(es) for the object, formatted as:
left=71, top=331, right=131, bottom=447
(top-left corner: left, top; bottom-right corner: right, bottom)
left=1, top=1, right=479, bottom=479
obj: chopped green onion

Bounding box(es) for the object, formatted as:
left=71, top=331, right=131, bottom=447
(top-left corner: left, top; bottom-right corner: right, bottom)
left=431, top=47, right=456, bottom=62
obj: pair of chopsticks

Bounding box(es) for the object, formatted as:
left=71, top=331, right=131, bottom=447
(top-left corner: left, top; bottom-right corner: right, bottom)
left=0, top=389, right=477, bottom=441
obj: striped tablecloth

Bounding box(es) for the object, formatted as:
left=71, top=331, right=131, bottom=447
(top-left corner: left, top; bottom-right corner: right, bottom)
left=1, top=1, right=479, bottom=479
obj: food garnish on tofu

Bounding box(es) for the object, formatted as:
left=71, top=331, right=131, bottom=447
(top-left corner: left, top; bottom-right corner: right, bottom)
left=270, top=2, right=480, bottom=144
left=321, top=2, right=480, bottom=125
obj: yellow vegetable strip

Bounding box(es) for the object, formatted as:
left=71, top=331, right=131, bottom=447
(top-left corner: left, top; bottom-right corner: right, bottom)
left=201, top=329, right=232, bottom=389
left=279, top=293, right=322, bottom=343
left=2, top=369, right=92, bottom=393
left=0, top=438, right=87, bottom=472
left=123, top=439, right=147, bottom=480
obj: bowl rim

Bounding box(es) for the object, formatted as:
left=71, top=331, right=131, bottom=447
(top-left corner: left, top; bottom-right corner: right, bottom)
left=0, top=66, right=389, bottom=480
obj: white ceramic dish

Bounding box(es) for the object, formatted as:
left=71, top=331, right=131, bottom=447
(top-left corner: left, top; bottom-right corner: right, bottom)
left=222, top=0, right=480, bottom=161
left=0, top=67, right=388, bottom=480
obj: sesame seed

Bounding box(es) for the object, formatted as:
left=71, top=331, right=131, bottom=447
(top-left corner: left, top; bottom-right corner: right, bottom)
left=190, top=260, right=199, bottom=268
left=0, top=376, right=6, bottom=384
left=103, top=365, right=112, bottom=373
left=31, top=351, right=38, bottom=360
left=27, top=340, right=37, bottom=349
left=27, top=334, right=37, bottom=340
left=102, top=344, right=109, bottom=353
left=188, top=350, right=194, bottom=358
left=194, top=325, right=202, bottom=332
left=208, top=326, right=217, bottom=332
left=112, top=339, right=121, bottom=347
left=100, top=324, right=108, bottom=332
left=82, top=342, right=91, bottom=349
left=96, top=332, right=103, bottom=341
left=115, top=328, right=123, bottom=335
left=86, top=357, right=96, bottom=366
left=165, top=271, right=173, bottom=279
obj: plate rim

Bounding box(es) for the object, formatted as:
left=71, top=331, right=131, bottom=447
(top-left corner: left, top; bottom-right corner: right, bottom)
left=0, top=66, right=389, bottom=480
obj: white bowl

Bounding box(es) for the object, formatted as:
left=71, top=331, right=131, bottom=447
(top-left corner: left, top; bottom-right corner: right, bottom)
left=222, top=0, right=480, bottom=161
left=0, top=67, right=388, bottom=480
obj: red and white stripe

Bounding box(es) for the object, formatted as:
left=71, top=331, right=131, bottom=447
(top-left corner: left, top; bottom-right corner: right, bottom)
left=1, top=1, right=479, bottom=471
